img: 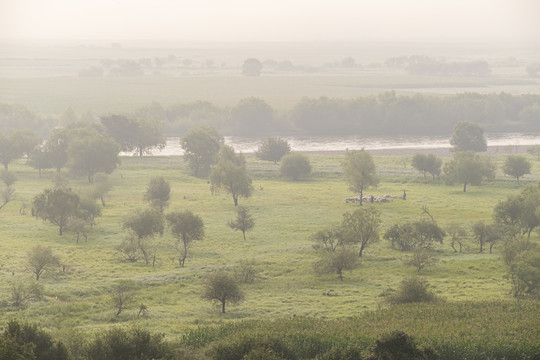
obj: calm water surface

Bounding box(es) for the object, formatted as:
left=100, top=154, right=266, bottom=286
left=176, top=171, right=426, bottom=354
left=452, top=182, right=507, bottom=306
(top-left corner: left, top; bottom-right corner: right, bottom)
left=143, top=133, right=540, bottom=156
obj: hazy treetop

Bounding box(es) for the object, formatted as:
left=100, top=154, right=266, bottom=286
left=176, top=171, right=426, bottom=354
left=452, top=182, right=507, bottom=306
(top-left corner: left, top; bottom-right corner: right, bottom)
left=2, top=0, right=539, bottom=43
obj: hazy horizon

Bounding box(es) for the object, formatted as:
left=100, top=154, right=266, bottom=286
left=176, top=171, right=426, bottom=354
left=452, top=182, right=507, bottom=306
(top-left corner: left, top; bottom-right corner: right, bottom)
left=2, top=0, right=540, bottom=44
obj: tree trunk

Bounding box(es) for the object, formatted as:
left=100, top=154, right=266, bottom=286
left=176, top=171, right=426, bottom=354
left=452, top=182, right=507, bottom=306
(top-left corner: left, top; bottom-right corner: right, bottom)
left=242, top=230, right=246, bottom=240
left=463, top=182, right=467, bottom=192
left=233, top=195, right=238, bottom=206
left=358, top=242, right=365, bottom=257
left=221, top=299, right=226, bottom=313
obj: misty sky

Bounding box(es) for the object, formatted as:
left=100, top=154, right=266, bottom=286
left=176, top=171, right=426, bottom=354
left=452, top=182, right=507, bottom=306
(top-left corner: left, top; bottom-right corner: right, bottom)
left=2, top=0, right=540, bottom=43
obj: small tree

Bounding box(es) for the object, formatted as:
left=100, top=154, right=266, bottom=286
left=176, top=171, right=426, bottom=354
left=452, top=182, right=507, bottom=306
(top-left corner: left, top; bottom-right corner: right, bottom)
left=341, top=207, right=382, bottom=257
left=503, top=155, right=531, bottom=184
left=93, top=172, right=112, bottom=206
left=411, top=153, right=442, bottom=180
left=122, top=208, right=164, bottom=265
left=314, top=246, right=359, bottom=281
left=110, top=280, right=139, bottom=317
left=201, top=271, right=244, bottom=313
left=405, top=248, right=439, bottom=273
left=311, top=226, right=344, bottom=253
left=443, top=151, right=495, bottom=192
left=343, top=149, right=379, bottom=206
left=446, top=223, right=468, bottom=252
left=209, top=145, right=253, bottom=206
left=32, top=187, right=80, bottom=235
left=0, top=169, right=16, bottom=211
left=9, top=281, right=43, bottom=308
left=228, top=206, right=255, bottom=240
left=255, top=137, right=291, bottom=163
left=507, top=250, right=540, bottom=299
left=279, top=153, right=312, bottom=181
left=242, top=58, right=263, bottom=77
left=26, top=245, right=60, bottom=280
left=144, top=176, right=170, bottom=213
left=166, top=210, right=204, bottom=267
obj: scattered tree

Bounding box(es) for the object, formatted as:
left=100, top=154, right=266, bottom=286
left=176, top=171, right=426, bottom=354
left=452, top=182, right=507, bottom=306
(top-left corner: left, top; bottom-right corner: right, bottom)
left=343, top=149, right=379, bottom=206
left=210, top=145, right=253, bottom=206
left=144, top=176, right=170, bottom=213
left=201, top=271, right=244, bottom=313
left=449, top=121, right=487, bottom=152
left=93, top=172, right=113, bottom=206
left=506, top=250, right=540, bottom=299
left=314, top=246, right=359, bottom=281
left=411, top=153, right=442, bottom=180
left=66, top=127, right=120, bottom=182
left=279, top=153, right=312, bottom=181
left=311, top=225, right=345, bottom=253
left=443, top=151, right=495, bottom=192
left=446, top=223, right=468, bottom=252
left=255, top=137, right=291, bottom=163
left=405, top=248, right=439, bottom=273
left=341, top=207, right=382, bottom=257
left=180, top=126, right=223, bottom=177
left=101, top=115, right=165, bottom=156
left=9, top=281, right=43, bottom=308
left=110, top=280, right=139, bottom=317
left=32, top=187, right=80, bottom=235
left=242, top=58, right=263, bottom=77
left=166, top=210, right=204, bottom=267
left=472, top=221, right=499, bottom=253
left=26, top=245, right=60, bottom=280
left=122, top=208, right=164, bottom=265
left=503, top=155, right=531, bottom=184
left=384, top=220, right=445, bottom=251
left=0, top=169, right=16, bottom=211
left=228, top=206, right=255, bottom=240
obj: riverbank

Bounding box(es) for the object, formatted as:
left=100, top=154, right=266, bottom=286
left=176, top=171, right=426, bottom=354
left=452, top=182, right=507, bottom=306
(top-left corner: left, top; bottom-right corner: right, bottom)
left=303, top=144, right=535, bottom=157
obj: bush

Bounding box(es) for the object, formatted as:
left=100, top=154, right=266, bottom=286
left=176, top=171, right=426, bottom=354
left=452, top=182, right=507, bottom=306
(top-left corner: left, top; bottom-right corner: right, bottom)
left=279, top=153, right=311, bottom=181
left=383, top=277, right=439, bottom=305
left=316, top=344, right=364, bottom=360
left=367, top=330, right=438, bottom=360
left=255, top=137, right=291, bottom=163
left=208, top=335, right=296, bottom=360
left=2, top=320, right=69, bottom=360
left=85, top=326, right=171, bottom=360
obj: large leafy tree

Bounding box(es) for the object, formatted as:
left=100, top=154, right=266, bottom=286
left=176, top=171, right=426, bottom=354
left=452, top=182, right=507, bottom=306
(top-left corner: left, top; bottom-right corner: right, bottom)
left=449, top=121, right=487, bottom=152
left=32, top=187, right=80, bottom=235
left=180, top=126, right=223, bottom=177
left=503, top=155, right=531, bottom=184
left=67, top=127, right=120, bottom=182
left=342, top=149, right=379, bottom=205
left=201, top=271, right=244, bottom=313
left=210, top=145, right=253, bottom=206
left=100, top=115, right=165, bottom=156
left=341, top=207, right=382, bottom=257
left=166, top=210, right=204, bottom=267
left=279, top=153, right=312, bottom=181
left=443, top=151, right=495, bottom=192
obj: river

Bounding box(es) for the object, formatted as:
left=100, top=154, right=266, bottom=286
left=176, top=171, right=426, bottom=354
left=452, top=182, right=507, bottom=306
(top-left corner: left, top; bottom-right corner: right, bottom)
left=144, top=133, right=540, bottom=156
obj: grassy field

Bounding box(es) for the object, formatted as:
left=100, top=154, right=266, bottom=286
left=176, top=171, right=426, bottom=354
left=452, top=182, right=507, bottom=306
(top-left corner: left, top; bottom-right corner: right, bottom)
left=1, top=151, right=539, bottom=345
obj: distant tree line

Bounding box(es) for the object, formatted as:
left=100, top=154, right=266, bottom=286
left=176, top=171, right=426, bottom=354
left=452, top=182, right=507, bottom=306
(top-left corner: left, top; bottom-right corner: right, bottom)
left=385, top=55, right=490, bottom=76
left=2, top=92, right=540, bottom=140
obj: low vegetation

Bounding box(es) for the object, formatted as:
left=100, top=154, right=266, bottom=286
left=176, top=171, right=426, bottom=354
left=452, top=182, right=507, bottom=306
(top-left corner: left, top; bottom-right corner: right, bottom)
left=0, top=149, right=539, bottom=358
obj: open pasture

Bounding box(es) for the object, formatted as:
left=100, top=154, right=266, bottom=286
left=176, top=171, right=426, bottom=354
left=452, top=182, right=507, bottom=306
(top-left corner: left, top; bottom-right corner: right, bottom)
left=0, top=152, right=538, bottom=341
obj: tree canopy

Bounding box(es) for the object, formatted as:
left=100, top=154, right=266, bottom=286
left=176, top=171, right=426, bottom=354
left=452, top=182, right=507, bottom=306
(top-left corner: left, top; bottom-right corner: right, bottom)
left=342, top=149, right=379, bottom=205
left=180, top=126, right=223, bottom=177
left=503, top=155, right=531, bottom=184
left=449, top=121, right=487, bottom=152
left=201, top=271, right=244, bottom=313
left=166, top=210, right=204, bottom=267
left=443, top=151, right=495, bottom=192
left=32, top=187, right=80, bottom=235
left=279, top=153, right=312, bottom=181
left=255, top=137, right=291, bottom=163
left=210, top=145, right=253, bottom=206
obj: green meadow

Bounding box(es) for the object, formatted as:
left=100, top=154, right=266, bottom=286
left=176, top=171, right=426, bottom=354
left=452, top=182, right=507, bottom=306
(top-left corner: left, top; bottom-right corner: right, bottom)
left=1, top=151, right=539, bottom=351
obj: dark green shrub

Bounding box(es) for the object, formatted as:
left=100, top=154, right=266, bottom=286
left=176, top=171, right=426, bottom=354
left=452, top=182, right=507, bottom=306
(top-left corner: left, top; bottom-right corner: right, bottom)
left=383, top=277, right=438, bottom=305
left=367, top=330, right=438, bottom=360
left=2, top=320, right=68, bottom=360
left=85, top=326, right=171, bottom=360
left=208, top=335, right=297, bottom=360
left=316, top=344, right=364, bottom=360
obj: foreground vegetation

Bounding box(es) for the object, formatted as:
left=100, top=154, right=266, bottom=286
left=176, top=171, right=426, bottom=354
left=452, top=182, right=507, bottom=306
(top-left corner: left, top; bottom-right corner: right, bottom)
left=1, top=151, right=539, bottom=358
